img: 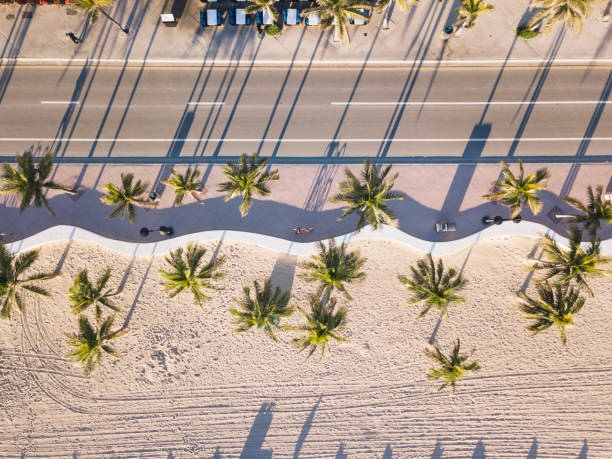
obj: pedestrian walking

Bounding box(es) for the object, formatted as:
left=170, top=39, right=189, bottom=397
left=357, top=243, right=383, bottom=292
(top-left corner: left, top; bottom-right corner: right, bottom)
left=66, top=32, right=80, bottom=44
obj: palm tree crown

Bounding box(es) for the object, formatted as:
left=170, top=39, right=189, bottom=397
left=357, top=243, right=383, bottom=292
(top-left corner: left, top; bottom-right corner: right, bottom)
left=218, top=153, right=279, bottom=217
left=375, top=0, right=417, bottom=14
left=159, top=242, right=226, bottom=307
left=531, top=226, right=610, bottom=296
left=230, top=278, right=294, bottom=341
left=299, top=238, right=367, bottom=300
left=74, top=0, right=114, bottom=23
left=454, top=0, right=494, bottom=28
left=529, top=0, right=594, bottom=34
left=68, top=268, right=120, bottom=324
left=244, top=0, right=278, bottom=21
left=304, top=0, right=371, bottom=45
left=0, top=244, right=55, bottom=320
left=398, top=254, right=467, bottom=319
left=518, top=282, right=585, bottom=345
left=562, top=185, right=612, bottom=237
left=65, top=314, right=127, bottom=376
left=424, top=339, right=480, bottom=394
left=331, top=159, right=405, bottom=232
left=292, top=294, right=348, bottom=360
left=162, top=167, right=203, bottom=206
left=483, top=160, right=550, bottom=218
left=100, top=173, right=148, bottom=224
left=1, top=151, right=75, bottom=216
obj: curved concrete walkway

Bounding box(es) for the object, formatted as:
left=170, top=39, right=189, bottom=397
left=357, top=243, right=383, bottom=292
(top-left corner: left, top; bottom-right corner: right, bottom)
left=6, top=222, right=612, bottom=257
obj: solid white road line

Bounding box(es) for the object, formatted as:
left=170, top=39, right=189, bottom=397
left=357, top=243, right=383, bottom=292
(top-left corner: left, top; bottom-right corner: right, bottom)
left=1, top=137, right=612, bottom=142
left=186, top=102, right=225, bottom=106
left=331, top=100, right=612, bottom=106
left=40, top=101, right=80, bottom=105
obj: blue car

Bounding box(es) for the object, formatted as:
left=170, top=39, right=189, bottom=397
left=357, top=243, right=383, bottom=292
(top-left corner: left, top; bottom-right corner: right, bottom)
left=200, top=9, right=223, bottom=26
left=229, top=8, right=252, bottom=25
left=349, top=8, right=369, bottom=25
left=283, top=8, right=301, bottom=25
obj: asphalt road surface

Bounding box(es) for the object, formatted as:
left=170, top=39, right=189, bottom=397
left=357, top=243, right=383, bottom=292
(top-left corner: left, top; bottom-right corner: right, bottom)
left=1, top=64, right=611, bottom=162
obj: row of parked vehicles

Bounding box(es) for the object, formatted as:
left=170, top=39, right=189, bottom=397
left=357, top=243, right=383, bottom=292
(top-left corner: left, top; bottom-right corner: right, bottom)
left=200, top=0, right=369, bottom=27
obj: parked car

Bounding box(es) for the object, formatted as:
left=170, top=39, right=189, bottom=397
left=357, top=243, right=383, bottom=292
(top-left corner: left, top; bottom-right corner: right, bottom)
left=201, top=8, right=224, bottom=26
left=305, top=12, right=320, bottom=26
left=349, top=8, right=369, bottom=25
left=256, top=9, right=274, bottom=25
left=283, top=8, right=301, bottom=25
left=230, top=1, right=252, bottom=25
left=435, top=222, right=456, bottom=233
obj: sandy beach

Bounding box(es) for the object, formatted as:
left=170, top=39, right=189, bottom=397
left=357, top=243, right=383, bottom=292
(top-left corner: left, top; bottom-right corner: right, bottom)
left=1, top=235, right=611, bottom=458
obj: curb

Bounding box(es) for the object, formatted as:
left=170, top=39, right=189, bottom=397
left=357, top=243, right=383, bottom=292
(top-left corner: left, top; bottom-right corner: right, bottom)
left=5, top=223, right=612, bottom=258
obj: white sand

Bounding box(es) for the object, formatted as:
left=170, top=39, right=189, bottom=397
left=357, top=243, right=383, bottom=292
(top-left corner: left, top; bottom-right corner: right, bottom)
left=1, top=236, right=611, bottom=458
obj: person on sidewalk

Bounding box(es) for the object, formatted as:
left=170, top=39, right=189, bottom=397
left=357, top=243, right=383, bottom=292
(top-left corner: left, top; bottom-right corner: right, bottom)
left=66, top=32, right=80, bottom=44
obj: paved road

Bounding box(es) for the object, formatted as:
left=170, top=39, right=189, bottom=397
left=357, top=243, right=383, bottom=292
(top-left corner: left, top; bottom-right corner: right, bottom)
left=1, top=64, right=612, bottom=162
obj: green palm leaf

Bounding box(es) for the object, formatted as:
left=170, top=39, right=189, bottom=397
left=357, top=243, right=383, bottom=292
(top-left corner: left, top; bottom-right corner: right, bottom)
left=453, top=0, right=494, bottom=28
left=331, top=159, right=405, bottom=232
left=68, top=268, right=120, bottom=324
left=229, top=277, right=294, bottom=341
left=529, top=0, right=593, bottom=34
left=424, top=339, right=480, bottom=394
left=1, top=151, right=75, bottom=216
left=483, top=160, right=549, bottom=218
left=218, top=153, right=279, bottom=217
left=562, top=185, right=612, bottom=237
left=159, top=242, right=226, bottom=307
left=162, top=167, right=203, bottom=206
left=398, top=254, right=467, bottom=319
left=299, top=238, right=367, bottom=301
left=518, top=282, right=585, bottom=345
left=291, top=294, right=348, bottom=361
left=303, top=0, right=372, bottom=45
left=100, top=173, right=148, bottom=224
left=530, top=226, right=611, bottom=296
left=74, top=0, right=114, bottom=23
left=65, top=314, right=127, bottom=376
left=0, top=244, right=55, bottom=320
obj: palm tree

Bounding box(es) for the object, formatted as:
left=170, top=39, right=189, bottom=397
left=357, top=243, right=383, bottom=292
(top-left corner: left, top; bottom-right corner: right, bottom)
left=162, top=167, right=204, bottom=206
left=528, top=0, right=594, bottom=34
left=65, top=314, right=127, bottom=376
left=292, top=294, right=348, bottom=360
left=531, top=226, right=610, bottom=296
left=518, top=282, right=585, bottom=345
left=483, top=160, right=550, bottom=218
left=68, top=268, right=120, bottom=324
left=374, top=0, right=418, bottom=28
left=159, top=242, right=226, bottom=307
left=299, top=238, right=367, bottom=301
left=0, top=244, right=55, bottom=320
left=244, top=0, right=278, bottom=21
left=331, top=160, right=405, bottom=232
left=74, top=0, right=129, bottom=34
left=100, top=173, right=148, bottom=224
left=398, top=254, right=467, bottom=319
left=218, top=153, right=279, bottom=217
left=424, top=339, right=480, bottom=394
left=303, top=0, right=372, bottom=45
left=562, top=185, right=612, bottom=237
left=1, top=151, right=76, bottom=217
left=230, top=278, right=294, bottom=341
left=453, top=0, right=494, bottom=28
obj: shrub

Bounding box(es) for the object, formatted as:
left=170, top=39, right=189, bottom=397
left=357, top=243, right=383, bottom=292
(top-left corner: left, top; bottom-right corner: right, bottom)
left=516, top=25, right=539, bottom=39
left=264, top=24, right=281, bottom=36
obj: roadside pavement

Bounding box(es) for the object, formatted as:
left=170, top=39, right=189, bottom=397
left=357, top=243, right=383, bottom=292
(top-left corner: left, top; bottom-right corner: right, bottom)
left=0, top=163, right=610, bottom=244
left=1, top=0, right=612, bottom=65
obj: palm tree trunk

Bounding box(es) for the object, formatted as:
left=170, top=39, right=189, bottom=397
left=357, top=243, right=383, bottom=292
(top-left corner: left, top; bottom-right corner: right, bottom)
left=100, top=8, right=129, bottom=34
left=382, top=5, right=391, bottom=29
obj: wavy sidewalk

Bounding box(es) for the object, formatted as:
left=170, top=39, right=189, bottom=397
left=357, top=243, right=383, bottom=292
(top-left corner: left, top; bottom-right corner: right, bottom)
left=6, top=223, right=612, bottom=257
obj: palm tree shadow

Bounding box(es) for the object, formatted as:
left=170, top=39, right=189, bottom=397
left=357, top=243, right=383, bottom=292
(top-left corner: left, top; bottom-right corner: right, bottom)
left=472, top=439, right=486, bottom=459
left=577, top=439, right=588, bottom=459
left=430, top=439, right=444, bottom=459
left=211, top=446, right=223, bottom=458
left=270, top=253, right=298, bottom=295
left=335, top=442, right=348, bottom=459
left=382, top=444, right=393, bottom=458
left=526, top=437, right=538, bottom=459
left=292, top=395, right=322, bottom=458
left=121, top=254, right=155, bottom=330
left=240, top=402, right=275, bottom=459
